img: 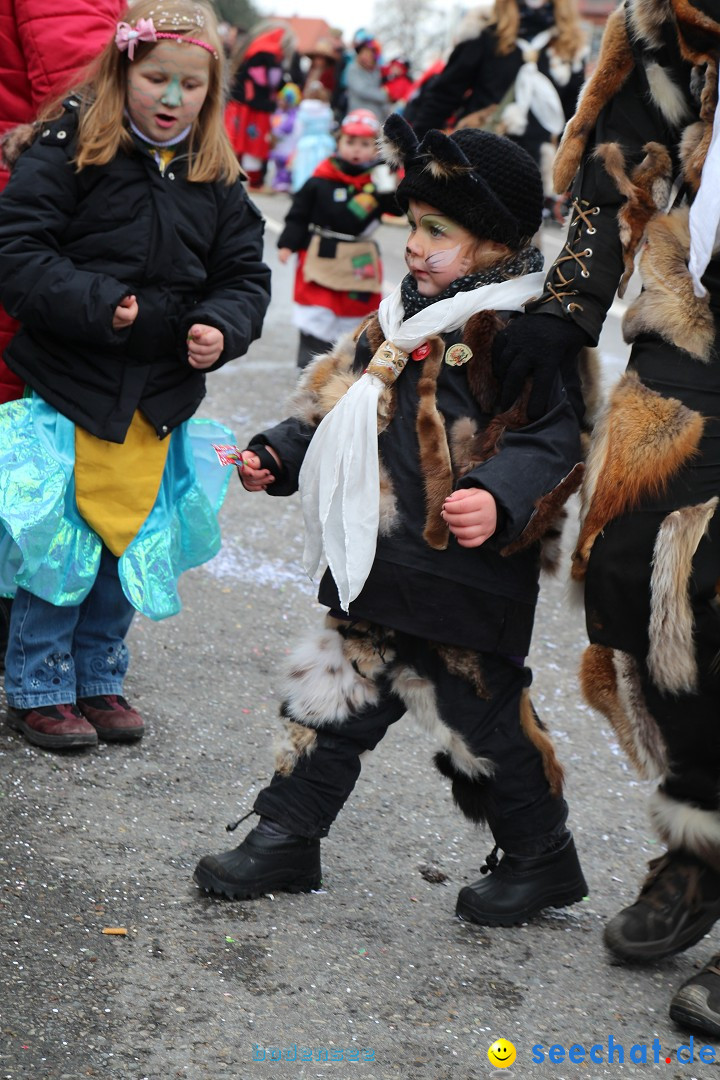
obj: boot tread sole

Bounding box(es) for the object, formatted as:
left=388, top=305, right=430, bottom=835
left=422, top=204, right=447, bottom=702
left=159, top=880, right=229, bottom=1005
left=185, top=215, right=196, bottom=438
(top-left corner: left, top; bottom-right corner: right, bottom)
left=456, top=885, right=586, bottom=927
left=603, top=907, right=720, bottom=963
left=194, top=868, right=322, bottom=901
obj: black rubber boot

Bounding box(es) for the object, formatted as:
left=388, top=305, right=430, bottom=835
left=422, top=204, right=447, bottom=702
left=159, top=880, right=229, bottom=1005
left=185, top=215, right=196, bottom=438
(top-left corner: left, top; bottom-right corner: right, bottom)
left=455, top=832, right=587, bottom=927
left=603, top=850, right=720, bottom=963
left=193, top=827, right=322, bottom=900
left=670, top=951, right=720, bottom=1038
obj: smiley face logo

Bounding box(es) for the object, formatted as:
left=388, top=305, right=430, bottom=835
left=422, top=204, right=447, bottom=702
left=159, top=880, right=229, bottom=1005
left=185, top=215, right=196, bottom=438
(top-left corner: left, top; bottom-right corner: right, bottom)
left=488, top=1039, right=516, bottom=1068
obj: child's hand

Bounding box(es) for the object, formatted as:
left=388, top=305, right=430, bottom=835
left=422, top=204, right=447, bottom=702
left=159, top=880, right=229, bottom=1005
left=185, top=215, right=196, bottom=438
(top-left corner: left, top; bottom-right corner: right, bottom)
left=237, top=447, right=281, bottom=491
left=278, top=247, right=292, bottom=264
left=113, top=294, right=138, bottom=330
left=187, top=324, right=224, bottom=369
left=442, top=487, right=498, bottom=548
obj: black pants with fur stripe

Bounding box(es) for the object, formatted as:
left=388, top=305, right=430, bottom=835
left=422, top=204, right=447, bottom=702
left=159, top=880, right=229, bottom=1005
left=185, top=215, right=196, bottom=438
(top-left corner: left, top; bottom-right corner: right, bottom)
left=254, top=619, right=568, bottom=854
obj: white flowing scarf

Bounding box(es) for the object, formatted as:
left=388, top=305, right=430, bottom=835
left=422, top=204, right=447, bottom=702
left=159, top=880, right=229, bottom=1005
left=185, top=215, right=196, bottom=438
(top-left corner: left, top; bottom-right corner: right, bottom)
left=299, top=271, right=546, bottom=610
left=689, top=100, right=720, bottom=297
left=510, top=30, right=566, bottom=137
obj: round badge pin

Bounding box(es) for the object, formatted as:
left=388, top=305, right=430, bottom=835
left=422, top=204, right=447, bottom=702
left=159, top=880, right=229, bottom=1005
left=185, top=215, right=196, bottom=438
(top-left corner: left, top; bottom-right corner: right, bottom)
left=445, top=343, right=473, bottom=366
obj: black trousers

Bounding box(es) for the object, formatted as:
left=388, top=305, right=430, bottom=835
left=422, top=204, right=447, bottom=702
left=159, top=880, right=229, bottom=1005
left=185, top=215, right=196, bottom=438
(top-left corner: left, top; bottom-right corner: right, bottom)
left=296, top=331, right=333, bottom=369
left=254, top=620, right=568, bottom=853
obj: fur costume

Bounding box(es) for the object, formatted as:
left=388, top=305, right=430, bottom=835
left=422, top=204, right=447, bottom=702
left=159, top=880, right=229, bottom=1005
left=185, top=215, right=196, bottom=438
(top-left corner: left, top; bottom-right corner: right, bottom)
left=246, top=273, right=584, bottom=845
left=533, top=0, right=720, bottom=867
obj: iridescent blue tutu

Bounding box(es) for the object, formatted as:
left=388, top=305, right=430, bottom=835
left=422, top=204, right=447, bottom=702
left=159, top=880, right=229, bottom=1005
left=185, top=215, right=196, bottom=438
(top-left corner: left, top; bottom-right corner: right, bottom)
left=0, top=395, right=234, bottom=620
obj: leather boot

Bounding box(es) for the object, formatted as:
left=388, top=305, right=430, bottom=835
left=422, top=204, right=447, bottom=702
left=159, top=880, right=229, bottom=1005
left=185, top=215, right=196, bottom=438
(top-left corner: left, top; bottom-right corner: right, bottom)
left=603, top=850, right=720, bottom=963
left=456, top=832, right=587, bottom=927
left=670, top=951, right=720, bottom=1038
left=194, top=827, right=322, bottom=900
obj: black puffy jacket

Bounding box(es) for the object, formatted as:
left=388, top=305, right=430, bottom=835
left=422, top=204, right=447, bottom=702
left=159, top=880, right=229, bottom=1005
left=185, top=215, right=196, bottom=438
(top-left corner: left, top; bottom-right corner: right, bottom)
left=0, top=103, right=271, bottom=442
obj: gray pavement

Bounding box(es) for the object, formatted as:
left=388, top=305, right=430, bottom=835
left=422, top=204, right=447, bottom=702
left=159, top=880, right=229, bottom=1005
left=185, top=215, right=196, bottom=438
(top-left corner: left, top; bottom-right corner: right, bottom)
left=1, top=202, right=714, bottom=1080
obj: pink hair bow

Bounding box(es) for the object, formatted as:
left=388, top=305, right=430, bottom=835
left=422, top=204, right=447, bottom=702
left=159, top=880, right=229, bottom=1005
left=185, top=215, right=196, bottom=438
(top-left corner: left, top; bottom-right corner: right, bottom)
left=115, top=18, right=157, bottom=61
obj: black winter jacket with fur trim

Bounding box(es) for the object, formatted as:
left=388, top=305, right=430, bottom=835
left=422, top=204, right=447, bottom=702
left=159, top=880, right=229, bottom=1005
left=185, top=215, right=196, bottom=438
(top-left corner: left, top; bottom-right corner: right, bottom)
left=251, top=312, right=583, bottom=653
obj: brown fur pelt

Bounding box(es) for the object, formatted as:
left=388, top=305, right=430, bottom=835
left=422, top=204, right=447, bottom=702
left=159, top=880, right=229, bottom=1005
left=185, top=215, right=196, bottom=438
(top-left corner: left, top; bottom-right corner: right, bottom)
left=648, top=498, right=719, bottom=694
left=594, top=140, right=673, bottom=297
left=579, top=644, right=667, bottom=779
left=281, top=616, right=388, bottom=725
left=416, top=338, right=454, bottom=550
left=501, top=461, right=585, bottom=566
left=553, top=5, right=634, bottom=192
left=679, top=59, right=718, bottom=193
left=431, top=642, right=490, bottom=698
left=670, top=0, right=720, bottom=64
left=578, top=346, right=604, bottom=441
left=463, top=311, right=505, bottom=411
left=333, top=616, right=397, bottom=679
left=287, top=330, right=395, bottom=432
left=519, top=690, right=564, bottom=797
left=0, top=122, right=39, bottom=170
left=628, top=0, right=669, bottom=51
left=390, top=662, right=495, bottom=782
left=623, top=207, right=716, bottom=362
left=274, top=720, right=317, bottom=776
left=572, top=370, right=704, bottom=580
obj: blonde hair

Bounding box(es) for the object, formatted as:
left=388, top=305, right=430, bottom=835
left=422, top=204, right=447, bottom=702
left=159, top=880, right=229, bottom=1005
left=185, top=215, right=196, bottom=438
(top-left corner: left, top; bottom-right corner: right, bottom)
left=493, top=0, right=585, bottom=61
left=40, top=0, right=240, bottom=183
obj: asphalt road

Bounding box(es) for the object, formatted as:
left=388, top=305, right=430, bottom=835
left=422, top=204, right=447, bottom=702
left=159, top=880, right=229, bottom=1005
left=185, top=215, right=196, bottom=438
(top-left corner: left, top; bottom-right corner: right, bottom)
left=0, top=198, right=713, bottom=1080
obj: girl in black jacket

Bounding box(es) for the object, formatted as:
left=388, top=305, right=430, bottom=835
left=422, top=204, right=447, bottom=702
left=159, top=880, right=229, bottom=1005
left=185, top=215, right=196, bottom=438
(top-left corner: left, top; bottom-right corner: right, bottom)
left=0, top=0, right=271, bottom=751
left=194, top=117, right=588, bottom=929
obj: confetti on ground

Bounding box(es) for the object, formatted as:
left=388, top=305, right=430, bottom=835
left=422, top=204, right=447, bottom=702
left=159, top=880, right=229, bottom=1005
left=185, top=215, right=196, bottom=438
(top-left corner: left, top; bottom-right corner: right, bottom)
left=102, top=927, right=127, bottom=936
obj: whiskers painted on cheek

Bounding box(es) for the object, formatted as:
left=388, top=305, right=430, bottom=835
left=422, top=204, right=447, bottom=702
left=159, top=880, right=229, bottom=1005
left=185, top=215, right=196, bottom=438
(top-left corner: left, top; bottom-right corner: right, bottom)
left=424, top=244, right=461, bottom=271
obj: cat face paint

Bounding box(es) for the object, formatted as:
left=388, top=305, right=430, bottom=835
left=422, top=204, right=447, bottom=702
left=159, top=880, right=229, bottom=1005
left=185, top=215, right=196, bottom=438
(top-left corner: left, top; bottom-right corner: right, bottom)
left=126, top=40, right=210, bottom=144
left=405, top=200, right=477, bottom=296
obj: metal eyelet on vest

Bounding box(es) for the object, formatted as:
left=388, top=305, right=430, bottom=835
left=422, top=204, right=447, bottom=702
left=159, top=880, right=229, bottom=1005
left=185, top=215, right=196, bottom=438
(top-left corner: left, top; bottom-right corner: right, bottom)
left=57, top=131, right=67, bottom=140
left=168, top=172, right=175, bottom=180
left=42, top=129, right=51, bottom=137
left=542, top=198, right=598, bottom=310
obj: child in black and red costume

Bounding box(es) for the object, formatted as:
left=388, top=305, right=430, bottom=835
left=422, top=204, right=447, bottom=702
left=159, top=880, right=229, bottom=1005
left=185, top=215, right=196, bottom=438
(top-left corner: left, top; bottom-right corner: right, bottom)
left=277, top=108, right=399, bottom=368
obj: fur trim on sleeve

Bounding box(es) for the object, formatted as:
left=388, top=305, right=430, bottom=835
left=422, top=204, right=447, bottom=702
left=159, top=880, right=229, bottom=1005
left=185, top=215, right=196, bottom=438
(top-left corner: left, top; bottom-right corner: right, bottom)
left=553, top=5, right=635, bottom=192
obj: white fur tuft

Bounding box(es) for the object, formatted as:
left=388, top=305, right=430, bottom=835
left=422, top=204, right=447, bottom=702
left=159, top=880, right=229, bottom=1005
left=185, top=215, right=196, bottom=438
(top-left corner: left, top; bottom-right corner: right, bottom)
left=282, top=627, right=379, bottom=724
left=650, top=787, right=720, bottom=866
left=390, top=664, right=494, bottom=779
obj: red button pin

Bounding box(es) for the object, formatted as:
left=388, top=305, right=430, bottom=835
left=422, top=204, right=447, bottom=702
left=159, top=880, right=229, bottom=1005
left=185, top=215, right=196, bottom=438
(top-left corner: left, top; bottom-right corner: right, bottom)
left=412, top=342, right=431, bottom=361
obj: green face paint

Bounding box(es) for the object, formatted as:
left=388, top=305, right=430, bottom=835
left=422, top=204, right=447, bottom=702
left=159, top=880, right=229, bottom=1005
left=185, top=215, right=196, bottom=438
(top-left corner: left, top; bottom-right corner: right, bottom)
left=161, top=76, right=184, bottom=107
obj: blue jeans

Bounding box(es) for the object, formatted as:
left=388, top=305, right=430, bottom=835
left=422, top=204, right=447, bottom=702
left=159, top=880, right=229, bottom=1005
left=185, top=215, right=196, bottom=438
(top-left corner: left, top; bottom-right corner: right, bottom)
left=4, top=546, right=135, bottom=709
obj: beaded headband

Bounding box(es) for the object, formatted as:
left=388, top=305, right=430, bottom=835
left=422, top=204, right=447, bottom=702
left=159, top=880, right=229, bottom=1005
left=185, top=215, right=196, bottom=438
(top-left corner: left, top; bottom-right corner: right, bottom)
left=115, top=17, right=219, bottom=61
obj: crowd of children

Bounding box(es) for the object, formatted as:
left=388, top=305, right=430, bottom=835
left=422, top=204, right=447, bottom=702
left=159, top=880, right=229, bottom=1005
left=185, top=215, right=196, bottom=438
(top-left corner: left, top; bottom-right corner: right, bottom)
left=7, top=0, right=720, bottom=1048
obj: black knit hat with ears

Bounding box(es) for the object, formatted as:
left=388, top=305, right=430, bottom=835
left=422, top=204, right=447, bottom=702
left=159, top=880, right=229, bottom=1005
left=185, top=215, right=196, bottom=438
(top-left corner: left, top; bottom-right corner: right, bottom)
left=381, top=114, right=543, bottom=249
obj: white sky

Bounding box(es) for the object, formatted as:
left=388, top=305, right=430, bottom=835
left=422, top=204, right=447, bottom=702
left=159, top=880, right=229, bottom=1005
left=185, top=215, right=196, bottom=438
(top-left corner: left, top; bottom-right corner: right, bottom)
left=258, top=0, right=467, bottom=48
